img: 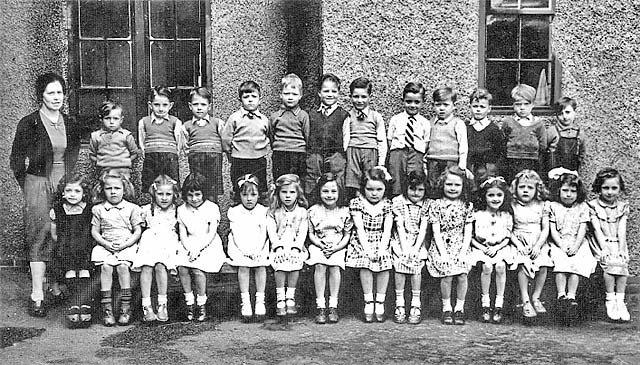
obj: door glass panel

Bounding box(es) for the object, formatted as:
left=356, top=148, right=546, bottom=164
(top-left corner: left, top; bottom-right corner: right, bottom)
left=106, top=42, right=132, bottom=87
left=80, top=0, right=130, bottom=38
left=175, top=41, right=201, bottom=86
left=486, top=15, right=518, bottom=59
left=150, top=0, right=175, bottom=39
left=80, top=41, right=106, bottom=87
left=150, top=41, right=173, bottom=86
left=177, top=0, right=201, bottom=38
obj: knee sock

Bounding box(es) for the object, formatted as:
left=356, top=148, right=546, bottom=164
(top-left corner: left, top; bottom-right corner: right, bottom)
left=142, top=297, right=152, bottom=307
left=255, top=292, right=265, bottom=304
left=442, top=299, right=452, bottom=312
left=196, top=294, right=207, bottom=306
left=454, top=299, right=465, bottom=312
left=481, top=294, right=490, bottom=307
left=285, top=287, right=296, bottom=302
left=316, top=296, right=326, bottom=309
left=328, top=296, right=338, bottom=308
left=120, top=288, right=132, bottom=311
left=241, top=292, right=251, bottom=305
left=395, top=289, right=405, bottom=307
left=101, top=290, right=112, bottom=309
left=157, top=294, right=167, bottom=305
left=184, top=291, right=195, bottom=306
left=276, top=288, right=286, bottom=308
left=495, top=295, right=504, bottom=309
left=411, top=290, right=421, bottom=308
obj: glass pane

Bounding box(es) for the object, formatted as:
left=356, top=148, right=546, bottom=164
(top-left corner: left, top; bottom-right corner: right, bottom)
left=177, top=0, right=201, bottom=38
left=80, top=41, right=106, bottom=87
left=490, top=0, right=518, bottom=9
left=520, top=62, right=551, bottom=105
left=80, top=0, right=130, bottom=38
left=521, top=16, right=550, bottom=59
left=175, top=41, right=201, bottom=86
left=150, top=41, right=174, bottom=86
left=79, top=0, right=103, bottom=38
left=105, top=42, right=132, bottom=87
left=486, top=61, right=518, bottom=106
left=486, top=15, right=518, bottom=59
left=150, top=0, right=175, bottom=39
left=522, top=0, right=550, bottom=8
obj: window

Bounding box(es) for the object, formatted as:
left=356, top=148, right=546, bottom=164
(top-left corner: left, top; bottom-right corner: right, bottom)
left=479, top=0, right=561, bottom=112
left=68, top=0, right=208, bottom=135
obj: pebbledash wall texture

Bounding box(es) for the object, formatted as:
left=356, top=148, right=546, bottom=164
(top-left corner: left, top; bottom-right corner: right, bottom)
left=1, top=0, right=639, bottom=274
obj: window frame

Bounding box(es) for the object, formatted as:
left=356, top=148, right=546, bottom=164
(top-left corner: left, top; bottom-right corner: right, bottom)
left=478, top=0, right=561, bottom=115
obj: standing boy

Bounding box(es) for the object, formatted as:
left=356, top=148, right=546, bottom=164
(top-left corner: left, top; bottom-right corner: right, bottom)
left=269, top=74, right=309, bottom=182
left=550, top=96, right=585, bottom=171
left=343, top=77, right=387, bottom=200
left=387, top=82, right=430, bottom=197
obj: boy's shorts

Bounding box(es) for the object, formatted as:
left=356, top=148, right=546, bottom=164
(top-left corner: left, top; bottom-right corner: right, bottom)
left=188, top=152, right=222, bottom=201
left=345, top=147, right=377, bottom=189
left=304, top=151, right=346, bottom=205
left=388, top=148, right=424, bottom=196
left=142, top=152, right=179, bottom=192
left=272, top=151, right=306, bottom=182
left=230, top=156, right=268, bottom=195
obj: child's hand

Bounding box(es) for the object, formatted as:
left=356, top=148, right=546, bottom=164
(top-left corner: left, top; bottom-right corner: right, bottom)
left=485, top=246, right=498, bottom=257
left=322, top=245, right=335, bottom=258
left=188, top=250, right=198, bottom=262
left=529, top=245, right=541, bottom=259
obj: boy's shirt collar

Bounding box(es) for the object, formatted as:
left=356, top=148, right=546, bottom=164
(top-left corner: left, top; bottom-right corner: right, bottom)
left=351, top=106, right=370, bottom=120
left=514, top=114, right=536, bottom=126
left=104, top=201, right=125, bottom=210
left=277, top=105, right=301, bottom=117
left=191, top=114, right=211, bottom=127
left=99, top=127, right=124, bottom=134
left=434, top=114, right=454, bottom=125
left=403, top=111, right=423, bottom=120
left=151, top=115, right=169, bottom=124
left=318, top=104, right=337, bottom=116
left=240, top=108, right=264, bottom=120
left=469, top=117, right=490, bottom=131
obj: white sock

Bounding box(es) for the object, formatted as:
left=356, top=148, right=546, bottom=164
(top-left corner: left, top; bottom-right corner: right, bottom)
left=184, top=291, right=195, bottom=306
left=557, top=291, right=566, bottom=299
left=255, top=292, right=265, bottom=303
left=442, top=299, right=452, bottom=312
left=454, top=299, right=465, bottom=312
left=411, top=290, right=421, bottom=307
left=328, top=296, right=338, bottom=308
left=276, top=288, right=286, bottom=307
left=481, top=294, right=490, bottom=307
left=521, top=293, right=530, bottom=304
left=606, top=292, right=615, bottom=301
left=566, top=293, right=575, bottom=300
left=241, top=292, right=251, bottom=304
left=375, top=293, right=386, bottom=304
left=375, top=293, right=386, bottom=315
left=285, top=287, right=296, bottom=300
left=495, top=295, right=504, bottom=308
left=316, top=296, right=326, bottom=309
left=364, top=293, right=374, bottom=302
left=142, top=297, right=152, bottom=307
left=196, top=294, right=207, bottom=306
left=395, top=290, right=405, bottom=307
left=616, top=292, right=626, bottom=303
left=157, top=295, right=167, bottom=305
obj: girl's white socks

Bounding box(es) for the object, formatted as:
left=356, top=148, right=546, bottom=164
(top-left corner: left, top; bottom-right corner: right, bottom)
left=328, top=296, right=338, bottom=308
left=481, top=294, right=491, bottom=307
left=495, top=295, right=504, bottom=308
left=411, top=290, right=421, bottom=307
left=196, top=294, right=207, bottom=306
left=395, top=290, right=405, bottom=307
left=142, top=297, right=152, bottom=307
left=184, top=291, right=195, bottom=306
left=454, top=299, right=465, bottom=312
left=157, top=294, right=167, bottom=305
left=442, top=299, right=452, bottom=312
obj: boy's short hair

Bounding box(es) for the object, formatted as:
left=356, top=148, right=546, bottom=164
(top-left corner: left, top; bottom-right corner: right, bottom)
left=281, top=73, right=302, bottom=92
left=238, top=80, right=261, bottom=99
left=510, top=84, right=536, bottom=102
left=349, top=77, right=372, bottom=95
left=403, top=82, right=425, bottom=100
left=189, top=87, right=212, bottom=103
left=320, top=73, right=341, bottom=90
left=432, top=86, right=457, bottom=103
left=148, top=86, right=173, bottom=102
left=469, top=87, right=493, bottom=104
left=555, top=96, right=578, bottom=114
left=98, top=100, right=123, bottom=119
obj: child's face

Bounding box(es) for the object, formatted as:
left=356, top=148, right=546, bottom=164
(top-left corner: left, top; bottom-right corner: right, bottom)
left=403, top=92, right=424, bottom=116
left=189, top=94, right=211, bottom=119
left=558, top=104, right=576, bottom=126
left=149, top=95, right=174, bottom=119
left=559, top=183, right=578, bottom=207
left=103, top=177, right=124, bottom=205
left=281, top=85, right=301, bottom=109
left=470, top=98, right=491, bottom=120
left=279, top=184, right=299, bottom=209
left=407, top=183, right=426, bottom=204
left=63, top=182, right=84, bottom=205
left=319, top=181, right=339, bottom=208
left=240, top=185, right=259, bottom=210
left=513, top=98, right=534, bottom=118
left=364, top=179, right=386, bottom=204
left=600, top=177, right=621, bottom=204
left=154, top=184, right=175, bottom=210
left=515, top=178, right=537, bottom=203
left=350, top=88, right=370, bottom=111
left=318, top=80, right=339, bottom=107
left=102, top=108, right=123, bottom=131
left=434, top=98, right=455, bottom=120
left=485, top=186, right=504, bottom=211
left=443, top=174, right=463, bottom=200
left=42, top=81, right=64, bottom=112
left=186, top=190, right=204, bottom=208
left=241, top=91, right=261, bottom=112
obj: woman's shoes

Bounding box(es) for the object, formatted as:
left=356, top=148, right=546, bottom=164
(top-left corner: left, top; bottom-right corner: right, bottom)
left=29, top=300, right=47, bottom=318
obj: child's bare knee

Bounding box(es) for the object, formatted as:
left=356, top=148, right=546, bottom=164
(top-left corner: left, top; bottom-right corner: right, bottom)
left=495, top=262, right=506, bottom=273
left=482, top=263, right=494, bottom=274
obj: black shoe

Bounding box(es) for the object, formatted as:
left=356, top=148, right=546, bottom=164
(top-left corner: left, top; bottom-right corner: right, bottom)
left=453, top=311, right=466, bottom=325
left=29, top=300, right=47, bottom=318
left=186, top=304, right=195, bottom=321
left=315, top=308, right=327, bottom=324
left=327, top=307, right=339, bottom=323
left=481, top=307, right=491, bottom=323
left=442, top=311, right=453, bottom=325
left=492, top=308, right=503, bottom=324
left=196, top=304, right=208, bottom=322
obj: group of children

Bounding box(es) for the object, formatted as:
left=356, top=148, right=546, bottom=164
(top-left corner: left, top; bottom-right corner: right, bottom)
left=49, top=72, right=631, bottom=330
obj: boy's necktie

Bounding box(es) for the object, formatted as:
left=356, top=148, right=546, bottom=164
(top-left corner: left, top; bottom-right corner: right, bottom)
left=247, top=112, right=256, bottom=119
left=357, top=111, right=366, bottom=121
left=405, top=116, right=416, bottom=149
left=319, top=105, right=328, bottom=116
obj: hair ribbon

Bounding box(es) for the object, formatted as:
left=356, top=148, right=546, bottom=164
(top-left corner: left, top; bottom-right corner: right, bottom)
left=548, top=167, right=578, bottom=181
left=237, top=174, right=259, bottom=188
left=479, top=176, right=506, bottom=189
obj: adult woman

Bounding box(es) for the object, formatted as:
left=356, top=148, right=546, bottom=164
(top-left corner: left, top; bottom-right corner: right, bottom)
left=10, top=73, right=81, bottom=317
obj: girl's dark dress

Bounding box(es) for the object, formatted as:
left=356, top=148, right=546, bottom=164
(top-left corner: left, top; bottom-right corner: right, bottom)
left=52, top=203, right=94, bottom=274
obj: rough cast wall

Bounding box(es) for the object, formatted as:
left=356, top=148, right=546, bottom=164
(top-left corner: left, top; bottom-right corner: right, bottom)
left=322, top=0, right=479, bottom=121
left=554, top=1, right=640, bottom=274
left=0, top=0, right=68, bottom=261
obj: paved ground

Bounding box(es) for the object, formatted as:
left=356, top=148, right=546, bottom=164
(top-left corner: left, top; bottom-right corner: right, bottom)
left=2, top=270, right=640, bottom=364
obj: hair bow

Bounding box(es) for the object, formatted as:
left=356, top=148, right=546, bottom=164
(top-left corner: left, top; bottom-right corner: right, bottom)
left=479, top=176, right=506, bottom=189
left=374, top=166, right=393, bottom=182
left=548, top=167, right=578, bottom=180
left=237, top=174, right=259, bottom=188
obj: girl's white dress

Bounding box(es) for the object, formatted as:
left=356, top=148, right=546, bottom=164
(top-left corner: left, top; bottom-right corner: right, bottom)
left=227, top=204, right=270, bottom=267
left=268, top=206, right=309, bottom=271
left=548, top=201, right=596, bottom=277
left=390, top=195, right=430, bottom=275
left=508, top=200, right=554, bottom=277
left=587, top=199, right=629, bottom=276
left=176, top=200, right=227, bottom=272
left=132, top=204, right=179, bottom=272
left=469, top=210, right=513, bottom=266
left=91, top=201, right=143, bottom=266
left=425, top=199, right=474, bottom=277
left=345, top=196, right=393, bottom=272
left=306, top=204, right=353, bottom=269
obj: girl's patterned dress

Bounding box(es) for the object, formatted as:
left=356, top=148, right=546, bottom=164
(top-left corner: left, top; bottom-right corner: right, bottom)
left=548, top=201, right=597, bottom=277
left=306, top=204, right=353, bottom=269
left=587, top=199, right=629, bottom=276
left=176, top=200, right=227, bottom=273
left=227, top=204, right=270, bottom=267
left=425, top=199, right=474, bottom=277
left=91, top=201, right=143, bottom=266
left=509, top=200, right=554, bottom=277
left=132, top=204, right=179, bottom=273
left=345, top=196, right=393, bottom=272
left=269, top=206, right=309, bottom=271
left=469, top=210, right=513, bottom=266
left=390, top=195, right=430, bottom=274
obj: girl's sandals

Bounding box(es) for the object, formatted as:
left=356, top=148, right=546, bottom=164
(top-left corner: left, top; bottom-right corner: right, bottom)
left=532, top=299, right=547, bottom=314
left=442, top=310, right=454, bottom=325
left=363, top=301, right=374, bottom=323
left=276, top=300, right=287, bottom=317
left=408, top=306, right=422, bottom=325
left=481, top=307, right=491, bottom=323
left=492, top=307, right=503, bottom=324
left=394, top=306, right=406, bottom=324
